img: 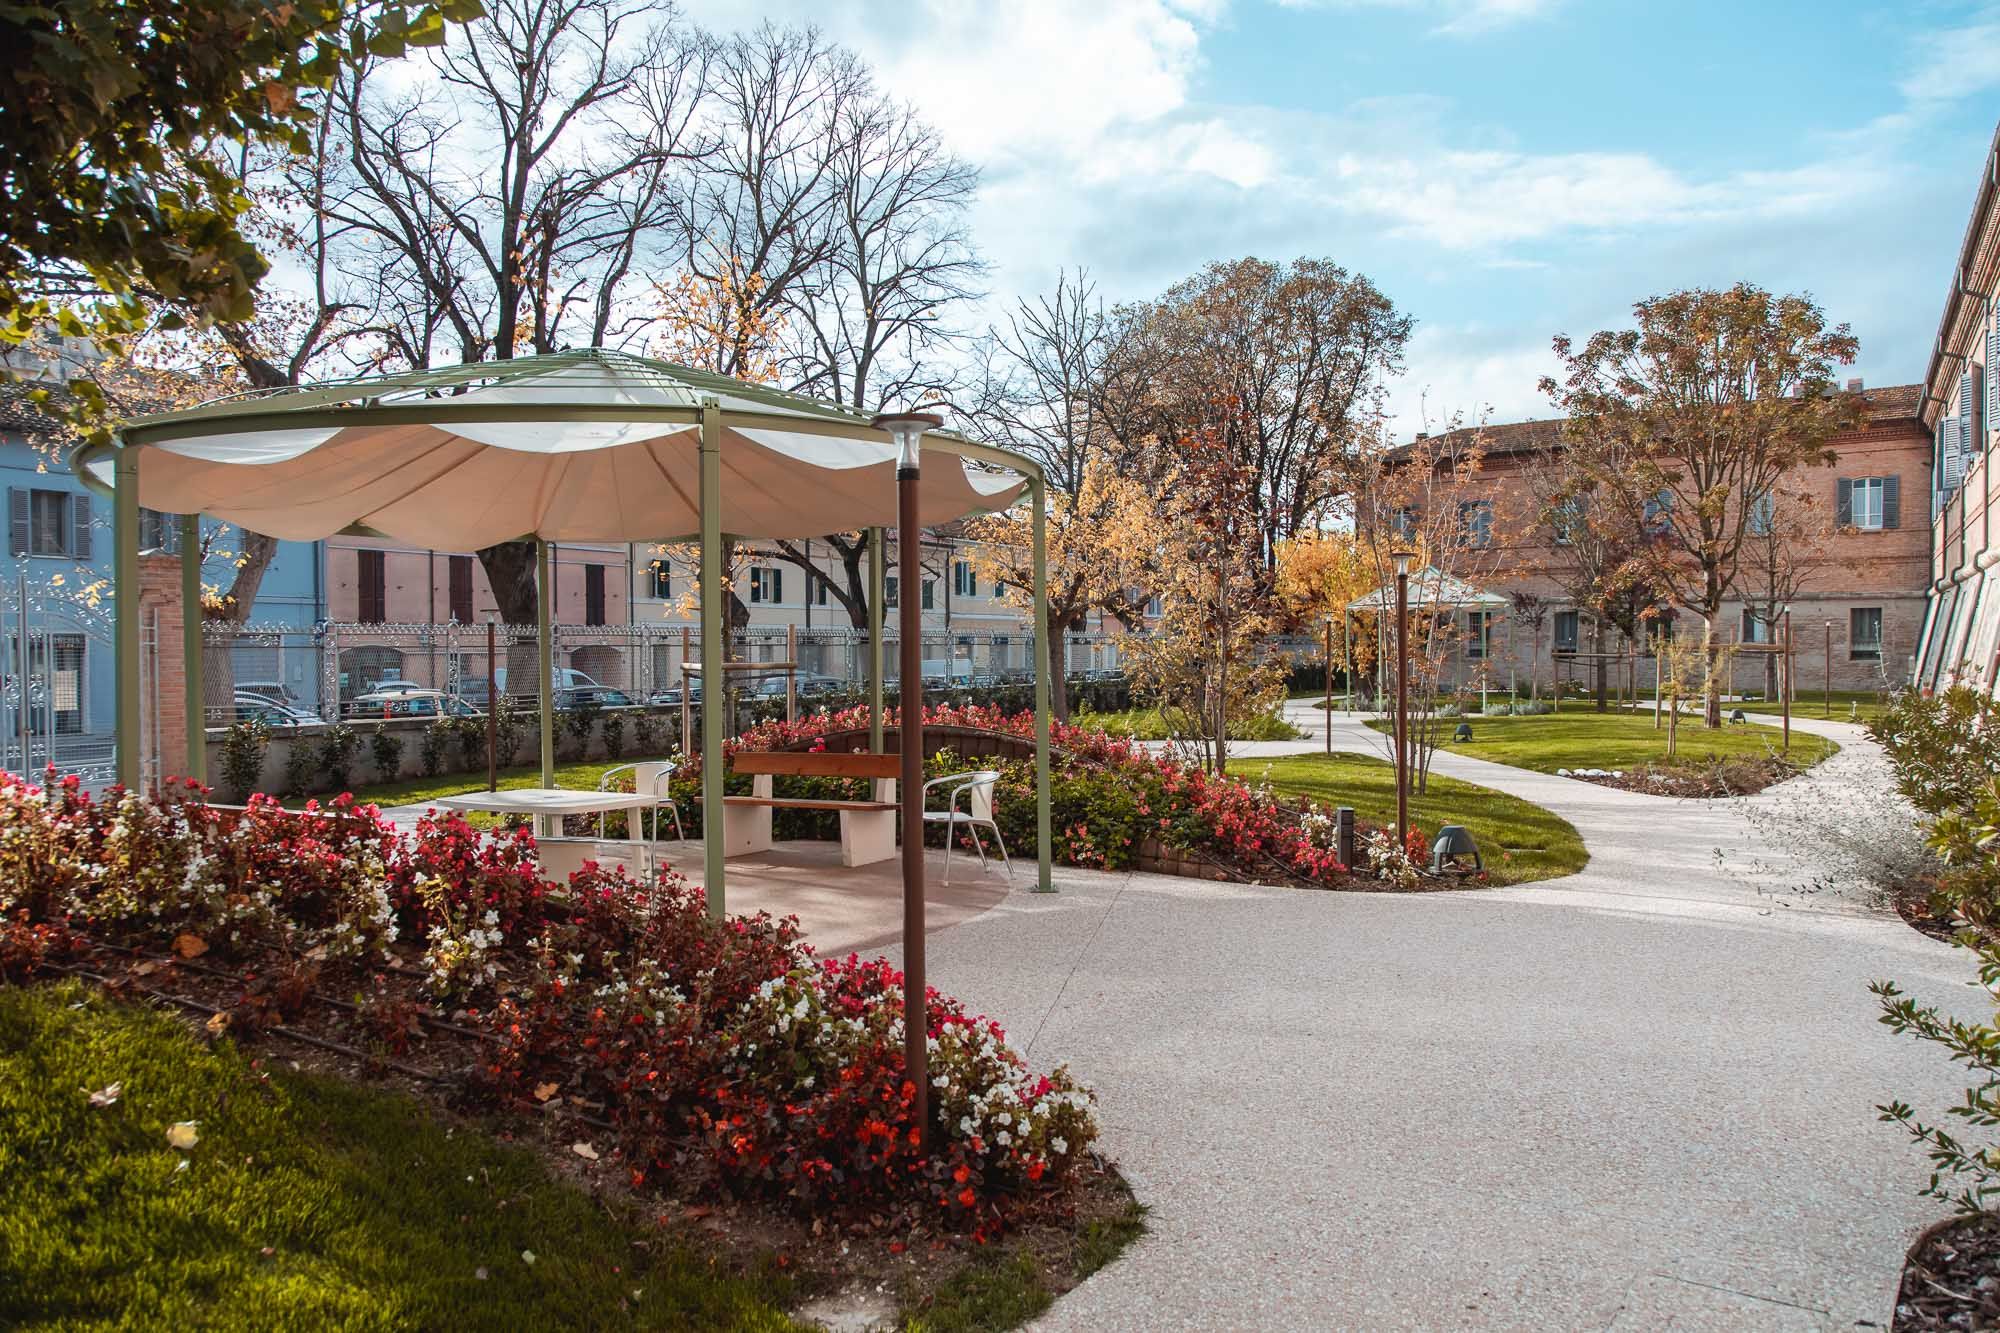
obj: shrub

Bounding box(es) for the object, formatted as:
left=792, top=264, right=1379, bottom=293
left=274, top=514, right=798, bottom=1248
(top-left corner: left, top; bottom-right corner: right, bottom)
left=561, top=701, right=600, bottom=759
left=494, top=696, right=527, bottom=765
left=368, top=723, right=403, bottom=783
left=1482, top=703, right=1514, bottom=717
left=317, top=723, right=359, bottom=793
left=453, top=716, right=486, bottom=772
left=419, top=716, right=452, bottom=778
left=280, top=732, right=318, bottom=798
left=1869, top=687, right=2000, bottom=819
left=601, top=712, right=626, bottom=761
left=632, top=709, right=661, bottom=755
left=217, top=720, right=269, bottom=801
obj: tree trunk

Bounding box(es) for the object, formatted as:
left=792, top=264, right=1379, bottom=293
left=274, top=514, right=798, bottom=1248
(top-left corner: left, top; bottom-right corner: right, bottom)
left=1045, top=617, right=1070, bottom=723
left=1703, top=616, right=1723, bottom=729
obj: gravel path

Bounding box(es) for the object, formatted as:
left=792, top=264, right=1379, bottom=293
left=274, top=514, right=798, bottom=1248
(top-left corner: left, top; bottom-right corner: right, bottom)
left=896, top=703, right=1973, bottom=1329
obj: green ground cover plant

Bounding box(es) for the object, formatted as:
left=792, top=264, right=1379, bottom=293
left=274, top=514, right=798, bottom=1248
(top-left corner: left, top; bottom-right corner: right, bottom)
left=1363, top=709, right=1837, bottom=776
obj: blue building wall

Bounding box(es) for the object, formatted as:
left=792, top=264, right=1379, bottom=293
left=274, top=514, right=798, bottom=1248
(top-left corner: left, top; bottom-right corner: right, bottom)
left=0, top=428, right=324, bottom=745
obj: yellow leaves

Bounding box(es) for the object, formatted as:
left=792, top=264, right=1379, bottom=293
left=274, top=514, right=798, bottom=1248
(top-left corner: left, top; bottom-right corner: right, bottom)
left=533, top=1081, right=559, bottom=1102
left=166, top=1121, right=200, bottom=1151
left=171, top=932, right=208, bottom=960
left=570, top=1142, right=599, bottom=1161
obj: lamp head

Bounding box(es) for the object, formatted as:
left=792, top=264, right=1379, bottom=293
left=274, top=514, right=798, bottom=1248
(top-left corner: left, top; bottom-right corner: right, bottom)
left=1391, top=549, right=1414, bottom=578
left=870, top=409, right=944, bottom=471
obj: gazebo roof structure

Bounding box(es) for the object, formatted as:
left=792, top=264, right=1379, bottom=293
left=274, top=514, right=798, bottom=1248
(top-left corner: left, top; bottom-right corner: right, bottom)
left=74, top=348, right=1030, bottom=547
left=1346, top=567, right=1510, bottom=613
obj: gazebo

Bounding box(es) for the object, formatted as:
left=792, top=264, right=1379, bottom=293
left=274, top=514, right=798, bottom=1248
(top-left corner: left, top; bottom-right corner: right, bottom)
left=74, top=348, right=1058, bottom=1127
left=1346, top=565, right=1512, bottom=700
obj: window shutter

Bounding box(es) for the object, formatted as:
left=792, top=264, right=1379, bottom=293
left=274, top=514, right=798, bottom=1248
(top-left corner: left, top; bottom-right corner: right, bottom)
left=8, top=489, right=25, bottom=556
left=1883, top=474, right=1901, bottom=529
left=69, top=494, right=91, bottom=560
left=1989, top=308, right=1999, bottom=423
left=772, top=568, right=782, bottom=603
left=1836, top=477, right=1852, bottom=527
left=1946, top=420, right=1968, bottom=489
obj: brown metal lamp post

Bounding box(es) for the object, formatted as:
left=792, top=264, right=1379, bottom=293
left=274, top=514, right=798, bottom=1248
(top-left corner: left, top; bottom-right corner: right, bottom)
left=1824, top=619, right=1833, bottom=717
left=1392, top=550, right=1414, bottom=851
left=872, top=408, right=942, bottom=1146
left=1321, top=613, right=1335, bottom=754
left=1780, top=603, right=1792, bottom=752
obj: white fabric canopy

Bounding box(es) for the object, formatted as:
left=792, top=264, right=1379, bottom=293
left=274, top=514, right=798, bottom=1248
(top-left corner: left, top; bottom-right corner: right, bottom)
left=79, top=351, right=1029, bottom=546
left=1346, top=567, right=1511, bottom=613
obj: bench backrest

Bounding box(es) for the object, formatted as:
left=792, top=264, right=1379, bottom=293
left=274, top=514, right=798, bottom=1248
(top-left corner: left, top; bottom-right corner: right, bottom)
left=730, top=750, right=900, bottom=780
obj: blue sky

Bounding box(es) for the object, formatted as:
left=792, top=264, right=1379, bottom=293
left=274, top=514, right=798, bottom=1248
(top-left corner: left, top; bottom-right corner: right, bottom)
left=690, top=0, right=2000, bottom=436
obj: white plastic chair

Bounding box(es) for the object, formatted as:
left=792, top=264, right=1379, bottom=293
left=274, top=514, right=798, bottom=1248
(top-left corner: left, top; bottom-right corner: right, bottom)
left=597, top=759, right=686, bottom=843
left=921, top=770, right=1011, bottom=884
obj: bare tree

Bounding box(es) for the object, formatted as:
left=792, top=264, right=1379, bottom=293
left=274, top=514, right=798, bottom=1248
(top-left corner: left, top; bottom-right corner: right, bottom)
left=319, top=0, right=708, bottom=623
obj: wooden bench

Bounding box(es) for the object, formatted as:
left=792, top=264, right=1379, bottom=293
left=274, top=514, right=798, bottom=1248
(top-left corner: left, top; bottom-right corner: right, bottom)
left=715, top=751, right=901, bottom=867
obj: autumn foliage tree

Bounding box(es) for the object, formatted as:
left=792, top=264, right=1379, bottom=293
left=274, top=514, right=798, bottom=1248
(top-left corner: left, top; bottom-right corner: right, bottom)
left=1540, top=284, right=1862, bottom=726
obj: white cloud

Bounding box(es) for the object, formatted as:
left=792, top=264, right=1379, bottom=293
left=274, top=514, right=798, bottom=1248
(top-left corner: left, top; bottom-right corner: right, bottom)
left=1275, top=0, right=1564, bottom=37
left=1898, top=5, right=2000, bottom=103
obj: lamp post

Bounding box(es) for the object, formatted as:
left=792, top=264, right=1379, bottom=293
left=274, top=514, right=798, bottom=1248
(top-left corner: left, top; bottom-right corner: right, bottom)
left=1392, top=550, right=1413, bottom=852
left=1824, top=619, right=1833, bottom=718
left=1321, top=613, right=1335, bottom=754
left=871, top=408, right=942, bottom=1147
left=1780, top=603, right=1792, bottom=752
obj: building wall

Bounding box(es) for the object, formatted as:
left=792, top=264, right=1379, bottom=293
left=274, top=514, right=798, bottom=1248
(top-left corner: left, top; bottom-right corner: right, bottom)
left=1413, top=389, right=1933, bottom=696
left=1917, top=120, right=2000, bottom=693
left=322, top=536, right=629, bottom=627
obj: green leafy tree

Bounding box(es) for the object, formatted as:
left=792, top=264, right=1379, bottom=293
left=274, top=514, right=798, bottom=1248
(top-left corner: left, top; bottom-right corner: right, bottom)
left=1, top=0, right=480, bottom=420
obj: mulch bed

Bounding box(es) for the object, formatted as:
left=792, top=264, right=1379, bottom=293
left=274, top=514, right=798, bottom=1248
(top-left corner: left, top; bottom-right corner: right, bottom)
left=1567, top=755, right=1809, bottom=798
left=1888, top=871, right=1960, bottom=944
left=18, top=943, right=1137, bottom=1321
left=1896, top=1214, right=2000, bottom=1330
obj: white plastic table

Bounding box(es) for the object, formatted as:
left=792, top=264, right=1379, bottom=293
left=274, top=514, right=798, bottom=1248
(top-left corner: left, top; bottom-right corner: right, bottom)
left=429, top=787, right=663, bottom=840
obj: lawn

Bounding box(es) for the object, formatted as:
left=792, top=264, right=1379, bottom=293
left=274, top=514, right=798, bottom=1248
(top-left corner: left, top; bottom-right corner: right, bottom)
left=340, top=757, right=614, bottom=810
left=1708, top=690, right=1892, bottom=726
left=1075, top=706, right=1303, bottom=742
left=0, top=982, right=802, bottom=1331
left=1254, top=752, right=1587, bottom=886
left=1361, top=709, right=1838, bottom=776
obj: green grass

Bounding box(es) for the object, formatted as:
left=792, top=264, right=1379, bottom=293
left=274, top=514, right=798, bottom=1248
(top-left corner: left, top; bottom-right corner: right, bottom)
left=1076, top=707, right=1304, bottom=742
left=1361, top=709, right=1838, bottom=776
left=1711, top=690, right=1892, bottom=726
left=1254, top=752, right=1587, bottom=886
left=0, top=981, right=803, bottom=1331
left=340, top=757, right=616, bottom=810
left=904, top=1202, right=1147, bottom=1332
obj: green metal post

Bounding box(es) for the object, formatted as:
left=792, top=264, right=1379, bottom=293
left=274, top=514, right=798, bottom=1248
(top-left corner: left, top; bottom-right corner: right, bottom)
left=113, top=449, right=141, bottom=789
left=180, top=513, right=204, bottom=782
left=536, top=538, right=554, bottom=785
left=868, top=526, right=885, bottom=753
left=1031, top=476, right=1053, bottom=893
left=699, top=399, right=727, bottom=919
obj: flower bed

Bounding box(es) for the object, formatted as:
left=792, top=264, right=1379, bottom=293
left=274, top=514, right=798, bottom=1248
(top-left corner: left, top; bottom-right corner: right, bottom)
left=699, top=702, right=1401, bottom=889
left=0, top=772, right=1096, bottom=1234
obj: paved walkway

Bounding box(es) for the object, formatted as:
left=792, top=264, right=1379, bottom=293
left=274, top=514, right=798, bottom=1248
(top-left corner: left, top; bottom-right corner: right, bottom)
left=889, top=703, right=1974, bottom=1329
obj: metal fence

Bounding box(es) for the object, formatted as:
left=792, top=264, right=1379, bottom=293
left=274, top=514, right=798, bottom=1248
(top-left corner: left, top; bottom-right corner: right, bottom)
left=202, top=620, right=1153, bottom=726
left=0, top=573, right=117, bottom=786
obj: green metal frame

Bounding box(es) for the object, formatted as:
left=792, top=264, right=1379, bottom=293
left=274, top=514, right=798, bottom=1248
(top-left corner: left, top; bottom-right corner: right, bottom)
left=868, top=526, right=885, bottom=753
left=699, top=400, right=727, bottom=919
left=537, top=539, right=555, bottom=784
left=180, top=513, right=204, bottom=782
left=113, top=451, right=140, bottom=789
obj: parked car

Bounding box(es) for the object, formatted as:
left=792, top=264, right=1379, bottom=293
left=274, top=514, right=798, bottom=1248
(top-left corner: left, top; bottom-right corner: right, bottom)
left=236, top=681, right=308, bottom=710
left=558, top=685, right=635, bottom=710
left=350, top=688, right=482, bottom=719
left=649, top=683, right=701, bottom=706
left=231, top=691, right=318, bottom=727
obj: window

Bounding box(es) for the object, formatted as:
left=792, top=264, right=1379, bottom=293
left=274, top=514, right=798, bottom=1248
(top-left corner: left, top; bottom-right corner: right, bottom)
left=1643, top=489, right=1672, bottom=533
left=748, top=566, right=783, bottom=604
left=1747, top=492, right=1774, bottom=537
left=1740, top=608, right=1771, bottom=644
left=1457, top=500, right=1492, bottom=549
left=1465, top=610, right=1491, bottom=659
left=921, top=578, right=935, bottom=610
left=649, top=560, right=671, bottom=600
left=1145, top=594, right=1163, bottom=617
left=809, top=572, right=829, bottom=607
left=1838, top=476, right=1899, bottom=531
left=1391, top=507, right=1419, bottom=541
left=885, top=575, right=899, bottom=608
left=448, top=555, right=474, bottom=623
left=1554, top=610, right=1579, bottom=654
left=28, top=633, right=86, bottom=734
left=953, top=560, right=976, bottom=597
left=1551, top=497, right=1582, bottom=546
left=584, top=563, right=606, bottom=626
left=9, top=488, right=90, bottom=559
left=1850, top=607, right=1883, bottom=661
left=357, top=549, right=386, bottom=624
left=139, top=508, right=181, bottom=553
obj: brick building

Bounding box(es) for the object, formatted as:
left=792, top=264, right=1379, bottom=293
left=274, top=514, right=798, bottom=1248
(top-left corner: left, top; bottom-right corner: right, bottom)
left=1408, top=383, right=1933, bottom=694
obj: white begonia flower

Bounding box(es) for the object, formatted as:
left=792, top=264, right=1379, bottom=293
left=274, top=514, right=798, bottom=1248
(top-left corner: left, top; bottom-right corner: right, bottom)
left=1052, top=1137, right=1069, bottom=1154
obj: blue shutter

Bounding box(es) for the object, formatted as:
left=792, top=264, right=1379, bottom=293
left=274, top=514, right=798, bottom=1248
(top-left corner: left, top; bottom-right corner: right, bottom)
left=70, top=494, right=91, bottom=560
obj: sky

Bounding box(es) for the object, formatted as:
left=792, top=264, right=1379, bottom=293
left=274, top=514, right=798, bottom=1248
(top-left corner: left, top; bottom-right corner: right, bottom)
left=682, top=0, right=2000, bottom=439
